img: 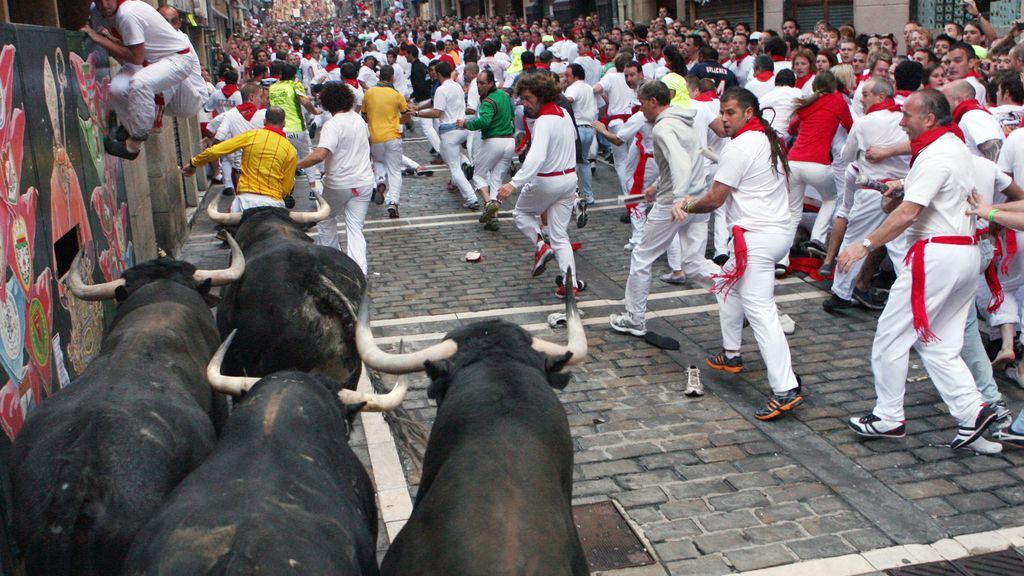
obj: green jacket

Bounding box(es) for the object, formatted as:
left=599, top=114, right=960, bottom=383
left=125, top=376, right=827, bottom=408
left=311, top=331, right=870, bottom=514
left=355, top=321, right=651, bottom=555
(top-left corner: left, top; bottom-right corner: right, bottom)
left=465, top=89, right=514, bottom=139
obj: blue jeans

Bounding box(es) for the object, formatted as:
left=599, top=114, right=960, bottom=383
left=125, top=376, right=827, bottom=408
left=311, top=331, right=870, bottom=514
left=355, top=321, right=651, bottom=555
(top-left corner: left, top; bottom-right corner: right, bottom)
left=576, top=126, right=594, bottom=202
left=963, top=306, right=1002, bottom=406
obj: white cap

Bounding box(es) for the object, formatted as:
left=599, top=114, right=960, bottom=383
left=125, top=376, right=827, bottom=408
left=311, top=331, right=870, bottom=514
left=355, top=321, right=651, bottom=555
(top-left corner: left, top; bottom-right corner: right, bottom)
left=749, top=31, right=763, bottom=41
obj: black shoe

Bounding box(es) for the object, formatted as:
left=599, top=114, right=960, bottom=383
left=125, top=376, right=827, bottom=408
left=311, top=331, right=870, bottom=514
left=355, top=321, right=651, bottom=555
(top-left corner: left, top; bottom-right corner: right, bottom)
left=951, top=405, right=998, bottom=450
left=223, top=188, right=235, bottom=197
left=620, top=212, right=631, bottom=223
left=754, top=386, right=803, bottom=421
left=774, top=263, right=787, bottom=278
left=712, top=254, right=729, bottom=266
left=104, top=135, right=139, bottom=160
left=387, top=204, right=399, bottom=219
left=822, top=294, right=855, bottom=315
left=803, top=239, right=827, bottom=258
left=110, top=124, right=129, bottom=142
left=429, top=147, right=437, bottom=155
left=575, top=198, right=588, bottom=228
left=283, top=194, right=295, bottom=209
left=853, top=288, right=885, bottom=310
left=461, top=162, right=474, bottom=181
left=848, top=413, right=907, bottom=438
left=372, top=182, right=387, bottom=205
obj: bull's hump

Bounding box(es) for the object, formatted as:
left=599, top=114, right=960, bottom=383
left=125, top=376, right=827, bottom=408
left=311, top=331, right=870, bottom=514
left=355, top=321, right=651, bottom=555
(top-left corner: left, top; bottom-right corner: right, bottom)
left=262, top=389, right=287, bottom=437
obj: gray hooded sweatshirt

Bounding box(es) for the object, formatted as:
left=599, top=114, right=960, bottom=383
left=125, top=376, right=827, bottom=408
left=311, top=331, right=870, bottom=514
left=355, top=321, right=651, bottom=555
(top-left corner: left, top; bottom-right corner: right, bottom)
left=651, top=107, right=706, bottom=205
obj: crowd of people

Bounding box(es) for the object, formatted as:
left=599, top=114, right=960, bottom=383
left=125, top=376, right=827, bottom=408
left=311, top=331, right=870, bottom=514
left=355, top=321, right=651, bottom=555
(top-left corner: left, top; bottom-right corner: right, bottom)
left=88, top=0, right=1024, bottom=454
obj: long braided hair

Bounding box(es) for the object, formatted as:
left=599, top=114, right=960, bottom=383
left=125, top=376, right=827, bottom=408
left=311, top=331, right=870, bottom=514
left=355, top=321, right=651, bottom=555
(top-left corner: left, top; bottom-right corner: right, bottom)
left=720, top=87, right=791, bottom=182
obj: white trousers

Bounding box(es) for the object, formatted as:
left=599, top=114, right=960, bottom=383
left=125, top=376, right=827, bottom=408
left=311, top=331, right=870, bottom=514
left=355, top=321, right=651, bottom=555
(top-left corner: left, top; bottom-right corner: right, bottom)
left=718, top=231, right=799, bottom=394
left=371, top=139, right=404, bottom=205
left=513, top=174, right=577, bottom=275
left=316, top=184, right=372, bottom=275
left=667, top=213, right=713, bottom=273
left=627, top=204, right=717, bottom=320
left=609, top=120, right=632, bottom=196
left=472, top=137, right=515, bottom=193
left=976, top=229, right=1024, bottom=328
left=440, top=129, right=476, bottom=204
left=871, top=243, right=984, bottom=425
left=467, top=129, right=481, bottom=163
left=287, top=131, right=319, bottom=184
left=230, top=193, right=284, bottom=212
left=109, top=52, right=205, bottom=140
left=415, top=100, right=441, bottom=152
left=831, top=189, right=886, bottom=300
left=789, top=161, right=836, bottom=245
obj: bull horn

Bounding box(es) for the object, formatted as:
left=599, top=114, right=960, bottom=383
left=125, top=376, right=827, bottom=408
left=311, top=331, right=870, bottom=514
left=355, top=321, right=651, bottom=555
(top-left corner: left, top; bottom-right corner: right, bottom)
left=356, top=286, right=458, bottom=373
left=338, top=351, right=409, bottom=412
left=289, top=194, right=331, bottom=224
left=193, top=233, right=245, bottom=286
left=66, top=251, right=125, bottom=301
left=206, top=190, right=243, bottom=225
left=531, top=268, right=588, bottom=365
left=207, top=330, right=260, bottom=395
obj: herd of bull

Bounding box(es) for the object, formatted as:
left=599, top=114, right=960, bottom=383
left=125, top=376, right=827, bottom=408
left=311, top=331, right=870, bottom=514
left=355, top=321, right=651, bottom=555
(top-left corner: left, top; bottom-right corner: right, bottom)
left=9, top=195, right=593, bottom=575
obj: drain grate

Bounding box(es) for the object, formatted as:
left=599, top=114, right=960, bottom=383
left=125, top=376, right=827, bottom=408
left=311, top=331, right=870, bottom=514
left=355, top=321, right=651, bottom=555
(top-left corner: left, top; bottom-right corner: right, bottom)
left=888, top=548, right=1024, bottom=576
left=573, top=501, right=655, bottom=572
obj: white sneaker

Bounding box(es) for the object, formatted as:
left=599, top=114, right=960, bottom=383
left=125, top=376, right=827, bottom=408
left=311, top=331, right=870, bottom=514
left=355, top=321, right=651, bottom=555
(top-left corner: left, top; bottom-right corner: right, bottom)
left=965, top=437, right=1003, bottom=455
left=779, top=314, right=796, bottom=335
left=659, top=271, right=687, bottom=285
left=624, top=241, right=637, bottom=251
left=609, top=313, right=646, bottom=336
left=684, top=365, right=704, bottom=396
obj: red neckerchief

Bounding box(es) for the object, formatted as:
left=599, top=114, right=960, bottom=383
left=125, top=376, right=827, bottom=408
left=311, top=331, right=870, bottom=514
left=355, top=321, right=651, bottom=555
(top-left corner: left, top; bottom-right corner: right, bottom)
left=794, top=74, right=812, bottom=89
left=221, top=84, right=238, bottom=98
left=378, top=34, right=388, bottom=41
left=720, top=58, right=731, bottom=65
left=952, top=98, right=990, bottom=123
left=640, top=56, right=655, bottom=65
left=904, top=235, right=977, bottom=343
left=909, top=124, right=965, bottom=166
left=344, top=78, right=359, bottom=88
left=599, top=54, right=608, bottom=65
left=734, top=52, right=749, bottom=64
left=711, top=226, right=749, bottom=299
left=580, top=50, right=595, bottom=58
left=326, top=63, right=339, bottom=72
left=629, top=133, right=650, bottom=198
left=866, top=98, right=901, bottom=115
left=263, top=125, right=287, bottom=138
left=963, top=70, right=983, bottom=80
left=303, top=54, right=313, bottom=60
left=754, top=70, right=773, bottom=82
left=538, top=102, right=564, bottom=117
left=236, top=102, right=258, bottom=122
left=536, top=62, right=550, bottom=70
left=771, top=55, right=785, bottom=62
left=695, top=91, right=717, bottom=102
left=895, top=89, right=913, bottom=98
left=524, top=63, right=536, bottom=70
left=733, top=116, right=768, bottom=139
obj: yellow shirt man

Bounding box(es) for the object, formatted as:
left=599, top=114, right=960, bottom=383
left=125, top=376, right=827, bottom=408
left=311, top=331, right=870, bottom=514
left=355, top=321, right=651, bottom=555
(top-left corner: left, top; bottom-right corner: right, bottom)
left=190, top=126, right=297, bottom=200
left=363, top=83, right=409, bottom=144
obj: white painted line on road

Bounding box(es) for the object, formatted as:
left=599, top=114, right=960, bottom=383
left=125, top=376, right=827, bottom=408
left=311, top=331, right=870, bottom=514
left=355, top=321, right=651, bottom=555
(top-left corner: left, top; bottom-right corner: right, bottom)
left=738, top=525, right=1024, bottom=575
left=369, top=278, right=808, bottom=328
left=356, top=365, right=412, bottom=541
left=369, top=289, right=824, bottom=345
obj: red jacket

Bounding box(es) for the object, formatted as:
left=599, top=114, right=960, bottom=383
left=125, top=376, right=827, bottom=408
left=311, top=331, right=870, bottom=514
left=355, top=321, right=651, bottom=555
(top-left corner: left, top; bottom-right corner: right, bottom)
left=788, top=92, right=853, bottom=165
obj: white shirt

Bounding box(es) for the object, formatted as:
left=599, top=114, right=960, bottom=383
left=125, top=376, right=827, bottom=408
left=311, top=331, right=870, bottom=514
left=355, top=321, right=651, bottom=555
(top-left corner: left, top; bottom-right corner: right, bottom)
left=598, top=71, right=635, bottom=117
left=575, top=54, right=602, bottom=86
left=466, top=79, right=480, bottom=120
left=902, top=133, right=976, bottom=240
left=715, top=130, right=791, bottom=234
left=111, top=1, right=190, bottom=62
left=839, top=108, right=909, bottom=182
left=745, top=75, right=775, bottom=99
left=205, top=87, right=242, bottom=117
left=346, top=83, right=364, bottom=110
left=998, top=128, right=1024, bottom=184
left=433, top=79, right=466, bottom=124
left=358, top=65, right=379, bottom=89
left=727, top=55, right=754, bottom=88
left=299, top=57, right=322, bottom=89
left=511, top=108, right=577, bottom=189
left=758, top=86, right=802, bottom=140
left=478, top=55, right=508, bottom=87
left=958, top=108, right=1004, bottom=157
left=318, top=111, right=375, bottom=189
left=966, top=76, right=988, bottom=106
left=990, top=104, right=1023, bottom=133
left=565, top=80, right=598, bottom=124
left=972, top=156, right=1013, bottom=231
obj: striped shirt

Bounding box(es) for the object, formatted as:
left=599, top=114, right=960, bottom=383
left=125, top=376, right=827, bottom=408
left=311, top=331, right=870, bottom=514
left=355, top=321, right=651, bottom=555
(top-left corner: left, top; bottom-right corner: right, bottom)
left=192, top=127, right=297, bottom=200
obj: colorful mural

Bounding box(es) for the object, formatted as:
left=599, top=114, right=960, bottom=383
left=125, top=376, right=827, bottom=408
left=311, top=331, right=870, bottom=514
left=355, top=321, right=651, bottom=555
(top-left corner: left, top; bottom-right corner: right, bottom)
left=0, top=28, right=135, bottom=443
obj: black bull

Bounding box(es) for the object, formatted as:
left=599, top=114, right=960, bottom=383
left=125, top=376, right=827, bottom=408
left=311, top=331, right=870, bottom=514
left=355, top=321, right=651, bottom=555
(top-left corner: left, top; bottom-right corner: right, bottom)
left=215, top=206, right=366, bottom=389
left=121, top=371, right=379, bottom=576
left=10, top=257, right=239, bottom=576
left=359, top=274, right=591, bottom=576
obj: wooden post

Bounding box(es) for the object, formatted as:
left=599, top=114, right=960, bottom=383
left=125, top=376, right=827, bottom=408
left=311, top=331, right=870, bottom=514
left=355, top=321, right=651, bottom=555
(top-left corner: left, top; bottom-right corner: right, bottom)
left=0, top=0, right=8, bottom=24
left=8, top=0, right=60, bottom=27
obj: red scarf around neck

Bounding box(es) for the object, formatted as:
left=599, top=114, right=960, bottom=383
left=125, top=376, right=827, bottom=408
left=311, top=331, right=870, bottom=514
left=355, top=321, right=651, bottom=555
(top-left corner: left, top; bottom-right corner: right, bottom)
left=326, top=63, right=339, bottom=72
left=909, top=124, right=965, bottom=166
left=754, top=70, right=773, bottom=82
left=866, top=98, right=901, bottom=115
left=236, top=102, right=258, bottom=122
left=794, top=74, right=812, bottom=89
left=535, top=62, right=550, bottom=70
left=345, top=78, right=359, bottom=88
left=538, top=102, right=564, bottom=117
left=895, top=89, right=913, bottom=98
left=695, top=91, right=717, bottom=102
left=952, top=99, right=990, bottom=123
left=770, top=55, right=786, bottom=62
left=732, top=116, right=768, bottom=139
left=263, top=125, right=287, bottom=138
left=734, top=52, right=749, bottom=64
left=221, top=84, right=238, bottom=98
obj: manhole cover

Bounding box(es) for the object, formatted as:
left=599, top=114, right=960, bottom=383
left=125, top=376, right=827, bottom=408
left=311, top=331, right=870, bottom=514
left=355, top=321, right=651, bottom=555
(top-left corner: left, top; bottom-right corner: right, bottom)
left=954, top=548, right=1024, bottom=576
left=573, top=501, right=655, bottom=572
left=888, top=548, right=1024, bottom=576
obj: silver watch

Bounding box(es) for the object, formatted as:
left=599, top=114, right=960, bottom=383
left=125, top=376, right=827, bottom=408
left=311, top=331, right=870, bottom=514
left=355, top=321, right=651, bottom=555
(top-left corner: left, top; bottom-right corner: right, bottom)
left=862, top=238, right=873, bottom=250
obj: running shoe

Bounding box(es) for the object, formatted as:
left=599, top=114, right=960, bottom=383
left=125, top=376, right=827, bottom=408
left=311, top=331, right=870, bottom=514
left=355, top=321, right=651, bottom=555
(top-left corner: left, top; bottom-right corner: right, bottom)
left=706, top=350, right=743, bottom=373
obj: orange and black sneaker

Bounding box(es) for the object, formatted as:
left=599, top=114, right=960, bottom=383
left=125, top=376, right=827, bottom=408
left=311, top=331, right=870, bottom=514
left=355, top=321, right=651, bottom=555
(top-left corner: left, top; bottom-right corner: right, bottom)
left=754, top=387, right=804, bottom=421
left=706, top=350, right=743, bottom=374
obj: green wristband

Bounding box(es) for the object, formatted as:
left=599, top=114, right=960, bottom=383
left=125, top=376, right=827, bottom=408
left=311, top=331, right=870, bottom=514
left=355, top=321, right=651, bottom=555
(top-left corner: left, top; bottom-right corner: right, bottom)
left=988, top=209, right=1000, bottom=222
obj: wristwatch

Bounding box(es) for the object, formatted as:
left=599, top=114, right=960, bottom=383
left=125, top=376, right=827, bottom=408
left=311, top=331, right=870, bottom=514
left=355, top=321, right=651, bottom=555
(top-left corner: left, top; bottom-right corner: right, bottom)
left=862, top=238, right=873, bottom=250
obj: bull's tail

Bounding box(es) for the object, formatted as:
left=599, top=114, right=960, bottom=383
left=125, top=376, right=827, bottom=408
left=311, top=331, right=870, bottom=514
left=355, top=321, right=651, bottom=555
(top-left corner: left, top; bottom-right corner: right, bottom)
left=24, top=425, right=98, bottom=576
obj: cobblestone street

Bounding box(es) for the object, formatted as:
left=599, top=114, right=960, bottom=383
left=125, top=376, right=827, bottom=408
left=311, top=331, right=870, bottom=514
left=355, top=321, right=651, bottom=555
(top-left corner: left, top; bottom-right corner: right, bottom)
left=182, top=134, right=1024, bottom=575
